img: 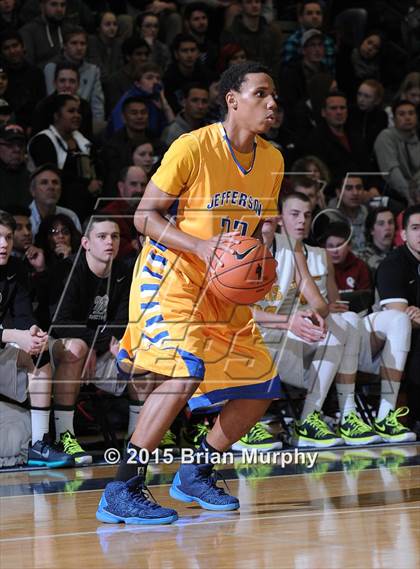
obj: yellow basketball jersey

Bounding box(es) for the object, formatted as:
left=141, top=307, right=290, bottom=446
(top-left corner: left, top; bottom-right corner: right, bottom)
left=119, top=123, right=284, bottom=392
left=151, top=123, right=284, bottom=242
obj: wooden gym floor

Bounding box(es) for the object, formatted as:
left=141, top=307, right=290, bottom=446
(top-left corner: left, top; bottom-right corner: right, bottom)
left=0, top=444, right=419, bottom=569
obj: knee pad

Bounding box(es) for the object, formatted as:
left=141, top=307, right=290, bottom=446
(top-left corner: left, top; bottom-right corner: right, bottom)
left=365, top=310, right=412, bottom=371
left=366, top=310, right=411, bottom=352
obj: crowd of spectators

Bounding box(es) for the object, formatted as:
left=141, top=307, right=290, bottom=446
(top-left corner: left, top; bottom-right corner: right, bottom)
left=1, top=0, right=420, bottom=467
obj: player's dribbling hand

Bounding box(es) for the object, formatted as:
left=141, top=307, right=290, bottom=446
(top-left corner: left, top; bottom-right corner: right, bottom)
left=290, top=310, right=327, bottom=343
left=195, top=232, right=241, bottom=267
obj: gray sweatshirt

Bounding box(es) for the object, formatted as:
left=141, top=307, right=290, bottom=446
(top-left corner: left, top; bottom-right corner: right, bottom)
left=374, top=127, right=420, bottom=200
left=44, top=58, right=105, bottom=121
left=20, top=16, right=64, bottom=68
left=161, top=113, right=192, bottom=148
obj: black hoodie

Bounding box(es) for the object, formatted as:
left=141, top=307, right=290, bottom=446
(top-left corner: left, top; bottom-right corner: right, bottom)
left=50, top=253, right=133, bottom=354
left=0, top=257, right=36, bottom=331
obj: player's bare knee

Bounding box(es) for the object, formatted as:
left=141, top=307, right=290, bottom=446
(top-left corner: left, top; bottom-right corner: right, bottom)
left=54, top=338, right=89, bottom=364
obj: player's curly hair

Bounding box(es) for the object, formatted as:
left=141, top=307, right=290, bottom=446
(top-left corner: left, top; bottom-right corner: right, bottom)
left=218, top=61, right=271, bottom=114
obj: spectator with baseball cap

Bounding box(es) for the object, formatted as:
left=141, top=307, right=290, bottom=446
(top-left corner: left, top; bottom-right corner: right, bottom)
left=0, top=123, right=31, bottom=210
left=281, top=1, right=335, bottom=74
left=279, top=29, right=331, bottom=125
left=0, top=99, right=13, bottom=125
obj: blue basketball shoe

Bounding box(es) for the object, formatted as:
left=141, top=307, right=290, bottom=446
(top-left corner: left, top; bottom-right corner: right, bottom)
left=28, top=435, right=74, bottom=468
left=96, top=475, right=178, bottom=525
left=170, top=463, right=240, bottom=511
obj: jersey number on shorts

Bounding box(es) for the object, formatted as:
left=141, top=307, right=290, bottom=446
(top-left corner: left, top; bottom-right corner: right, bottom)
left=221, top=217, right=248, bottom=235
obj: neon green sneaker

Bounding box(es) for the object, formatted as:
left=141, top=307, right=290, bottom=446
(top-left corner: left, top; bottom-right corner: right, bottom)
left=374, top=407, right=417, bottom=443
left=293, top=411, right=343, bottom=448
left=232, top=422, right=282, bottom=452
left=158, top=429, right=179, bottom=455
left=180, top=422, right=210, bottom=449
left=58, top=430, right=92, bottom=465
left=338, top=411, right=381, bottom=445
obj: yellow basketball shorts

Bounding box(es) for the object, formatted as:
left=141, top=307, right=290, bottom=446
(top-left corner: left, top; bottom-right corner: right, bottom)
left=117, top=240, right=281, bottom=410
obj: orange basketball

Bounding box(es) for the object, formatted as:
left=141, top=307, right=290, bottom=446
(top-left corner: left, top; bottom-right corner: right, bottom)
left=207, top=236, right=277, bottom=304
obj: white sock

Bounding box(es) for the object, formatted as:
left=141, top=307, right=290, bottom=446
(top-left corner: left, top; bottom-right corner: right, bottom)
left=54, top=409, right=75, bottom=441
left=334, top=312, right=361, bottom=375
left=31, top=409, right=50, bottom=444
left=377, top=380, right=401, bottom=421
left=301, top=398, right=321, bottom=420
left=127, top=403, right=142, bottom=438
left=301, top=325, right=344, bottom=420
left=336, top=383, right=357, bottom=422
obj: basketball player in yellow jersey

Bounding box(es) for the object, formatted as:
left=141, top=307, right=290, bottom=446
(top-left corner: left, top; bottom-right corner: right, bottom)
left=96, top=62, right=284, bottom=525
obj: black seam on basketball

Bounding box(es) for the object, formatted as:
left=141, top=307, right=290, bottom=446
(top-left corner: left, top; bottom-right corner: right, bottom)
left=209, top=275, right=277, bottom=304
left=211, top=274, right=277, bottom=292
left=210, top=279, right=276, bottom=306
left=209, top=257, right=276, bottom=289
left=210, top=254, right=275, bottom=274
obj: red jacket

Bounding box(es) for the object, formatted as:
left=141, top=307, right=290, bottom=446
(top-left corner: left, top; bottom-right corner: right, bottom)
left=333, top=251, right=372, bottom=292
left=99, top=199, right=138, bottom=259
